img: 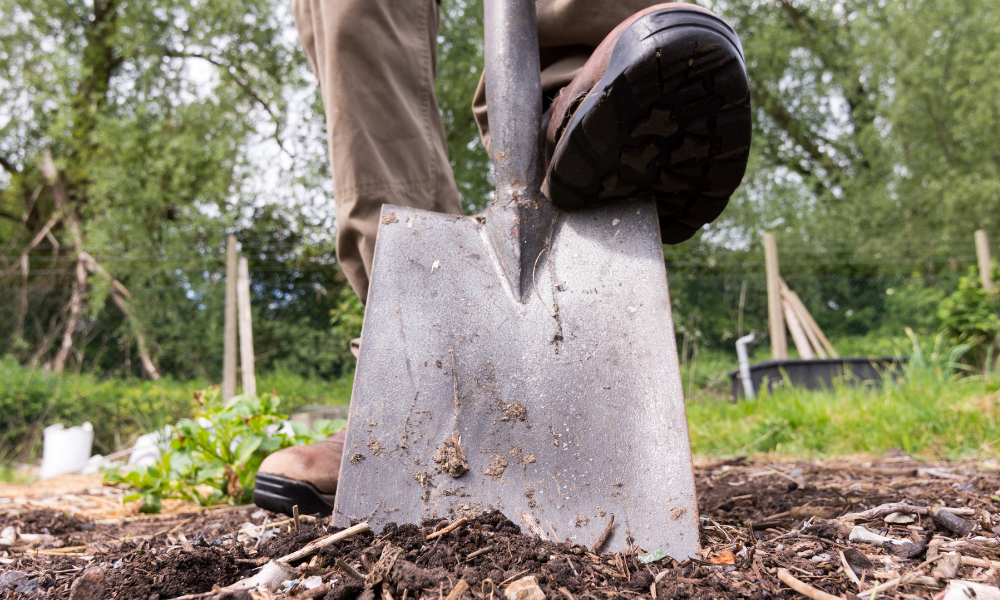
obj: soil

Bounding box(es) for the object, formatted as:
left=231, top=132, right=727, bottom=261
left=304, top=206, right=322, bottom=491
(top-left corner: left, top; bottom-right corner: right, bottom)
left=432, top=438, right=469, bottom=478
left=4, top=456, right=1000, bottom=600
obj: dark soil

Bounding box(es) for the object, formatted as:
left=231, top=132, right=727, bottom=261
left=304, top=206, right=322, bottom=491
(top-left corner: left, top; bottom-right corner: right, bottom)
left=4, top=457, right=1000, bottom=600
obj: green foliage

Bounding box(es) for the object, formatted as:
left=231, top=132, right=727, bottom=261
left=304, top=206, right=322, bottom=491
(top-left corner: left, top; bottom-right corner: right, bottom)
left=0, top=359, right=351, bottom=465
left=105, top=388, right=345, bottom=512
left=436, top=0, right=491, bottom=214
left=687, top=333, right=1000, bottom=459
left=0, top=0, right=347, bottom=378
left=938, top=265, right=1000, bottom=365
left=712, top=0, right=1000, bottom=249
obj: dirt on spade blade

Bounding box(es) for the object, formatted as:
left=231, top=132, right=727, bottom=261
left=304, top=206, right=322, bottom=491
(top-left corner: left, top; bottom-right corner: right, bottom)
left=4, top=456, right=1000, bottom=600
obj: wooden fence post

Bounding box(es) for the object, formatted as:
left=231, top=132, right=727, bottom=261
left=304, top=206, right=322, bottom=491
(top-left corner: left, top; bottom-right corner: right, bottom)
left=237, top=256, right=256, bottom=397
left=764, top=233, right=787, bottom=360
left=976, top=230, right=994, bottom=292
left=222, top=236, right=238, bottom=401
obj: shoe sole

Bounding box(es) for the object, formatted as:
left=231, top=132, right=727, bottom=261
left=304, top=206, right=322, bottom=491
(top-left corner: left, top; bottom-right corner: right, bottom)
left=545, top=8, right=751, bottom=244
left=253, top=472, right=336, bottom=516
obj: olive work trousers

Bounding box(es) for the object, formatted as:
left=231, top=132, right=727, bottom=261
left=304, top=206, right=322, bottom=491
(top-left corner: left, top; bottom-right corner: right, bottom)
left=291, top=0, right=660, bottom=301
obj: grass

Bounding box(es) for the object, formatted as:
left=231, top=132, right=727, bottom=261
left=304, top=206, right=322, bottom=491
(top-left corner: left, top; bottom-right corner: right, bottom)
left=4, top=330, right=997, bottom=483
left=686, top=331, right=1000, bottom=459
left=0, top=358, right=353, bottom=477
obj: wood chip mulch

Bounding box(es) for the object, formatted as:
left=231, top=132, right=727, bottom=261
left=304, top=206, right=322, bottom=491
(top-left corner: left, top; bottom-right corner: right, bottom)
left=3, top=456, right=1000, bottom=600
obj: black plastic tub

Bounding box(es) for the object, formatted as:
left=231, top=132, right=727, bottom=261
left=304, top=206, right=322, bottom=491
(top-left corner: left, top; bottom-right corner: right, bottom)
left=728, top=356, right=908, bottom=400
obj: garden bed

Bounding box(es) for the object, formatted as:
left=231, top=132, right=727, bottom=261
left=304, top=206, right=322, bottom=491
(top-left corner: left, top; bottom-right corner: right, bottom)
left=3, top=456, right=1000, bottom=600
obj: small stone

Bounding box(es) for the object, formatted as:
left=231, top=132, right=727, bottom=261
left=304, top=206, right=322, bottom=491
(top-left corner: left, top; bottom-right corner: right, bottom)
left=504, top=576, right=546, bottom=600
left=884, top=512, right=916, bottom=524
left=69, top=568, right=106, bottom=600
left=0, top=571, right=28, bottom=592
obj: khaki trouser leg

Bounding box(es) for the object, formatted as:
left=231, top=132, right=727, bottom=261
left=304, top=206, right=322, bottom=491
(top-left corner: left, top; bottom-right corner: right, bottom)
left=292, top=0, right=462, bottom=302
left=295, top=0, right=664, bottom=300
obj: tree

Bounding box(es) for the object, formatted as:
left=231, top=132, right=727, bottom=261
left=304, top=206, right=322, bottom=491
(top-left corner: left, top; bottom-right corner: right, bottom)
left=708, top=0, right=1000, bottom=264
left=0, top=0, right=321, bottom=374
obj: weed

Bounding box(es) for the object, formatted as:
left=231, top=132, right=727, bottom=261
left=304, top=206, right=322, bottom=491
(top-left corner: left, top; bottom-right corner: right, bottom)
left=105, top=387, right=345, bottom=513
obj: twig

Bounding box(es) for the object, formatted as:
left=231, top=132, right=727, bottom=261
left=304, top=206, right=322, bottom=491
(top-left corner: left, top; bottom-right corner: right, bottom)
left=336, top=558, right=365, bottom=581
left=839, top=550, right=863, bottom=591
left=444, top=580, right=470, bottom=600
left=464, top=546, right=494, bottom=561
left=278, top=522, right=370, bottom=563
left=962, top=556, right=1000, bottom=569
left=548, top=522, right=561, bottom=544
left=498, top=570, right=530, bottom=587
left=241, top=515, right=316, bottom=534
left=426, top=517, right=468, bottom=540
left=255, top=517, right=269, bottom=550
left=856, top=571, right=926, bottom=599
left=293, top=505, right=301, bottom=533
left=840, top=503, right=974, bottom=523
left=591, top=515, right=615, bottom=554
left=22, top=549, right=89, bottom=557
left=777, top=568, right=842, bottom=600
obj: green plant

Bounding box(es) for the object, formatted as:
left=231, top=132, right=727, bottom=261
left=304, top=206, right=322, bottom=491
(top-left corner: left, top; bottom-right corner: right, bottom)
left=0, top=358, right=352, bottom=468
left=687, top=332, right=1000, bottom=459
left=938, top=265, right=1000, bottom=368
left=104, top=388, right=346, bottom=513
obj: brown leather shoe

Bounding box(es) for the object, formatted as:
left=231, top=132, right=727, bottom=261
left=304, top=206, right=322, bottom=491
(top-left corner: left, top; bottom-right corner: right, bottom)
left=542, top=3, right=751, bottom=244
left=253, top=429, right=346, bottom=516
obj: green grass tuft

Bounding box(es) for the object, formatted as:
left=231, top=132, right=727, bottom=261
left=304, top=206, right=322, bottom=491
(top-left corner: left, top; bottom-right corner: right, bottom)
left=687, top=332, right=1000, bottom=459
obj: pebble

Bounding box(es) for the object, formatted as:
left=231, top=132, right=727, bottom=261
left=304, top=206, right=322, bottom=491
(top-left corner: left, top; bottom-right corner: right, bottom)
left=505, top=576, right=546, bottom=600
left=68, top=568, right=106, bottom=600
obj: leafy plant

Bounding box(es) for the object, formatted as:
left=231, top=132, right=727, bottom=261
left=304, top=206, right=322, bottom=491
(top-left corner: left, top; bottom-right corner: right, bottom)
left=938, top=264, right=1000, bottom=368
left=105, top=388, right=345, bottom=513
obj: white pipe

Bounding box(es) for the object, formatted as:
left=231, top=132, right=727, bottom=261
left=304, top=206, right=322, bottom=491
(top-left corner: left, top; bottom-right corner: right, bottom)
left=736, top=332, right=756, bottom=399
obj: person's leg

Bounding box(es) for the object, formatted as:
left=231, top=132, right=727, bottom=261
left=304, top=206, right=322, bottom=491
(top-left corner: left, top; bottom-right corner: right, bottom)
left=295, top=0, right=462, bottom=303
left=254, top=0, right=461, bottom=517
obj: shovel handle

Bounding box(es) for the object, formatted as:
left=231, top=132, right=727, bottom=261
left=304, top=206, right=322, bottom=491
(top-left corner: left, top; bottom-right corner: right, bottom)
left=484, top=0, right=542, bottom=208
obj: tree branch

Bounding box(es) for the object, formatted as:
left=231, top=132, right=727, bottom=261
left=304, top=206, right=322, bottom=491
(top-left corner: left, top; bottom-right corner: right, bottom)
left=163, top=50, right=290, bottom=155
left=750, top=82, right=846, bottom=183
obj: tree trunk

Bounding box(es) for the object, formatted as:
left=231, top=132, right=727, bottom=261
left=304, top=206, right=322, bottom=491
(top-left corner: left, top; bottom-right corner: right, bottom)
left=15, top=254, right=28, bottom=340
left=52, top=257, right=87, bottom=373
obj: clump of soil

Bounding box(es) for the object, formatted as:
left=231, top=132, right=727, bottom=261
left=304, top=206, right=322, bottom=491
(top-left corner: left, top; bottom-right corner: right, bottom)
left=5, top=509, right=88, bottom=536
left=431, top=436, right=468, bottom=477
left=366, top=438, right=385, bottom=456
left=499, top=401, right=528, bottom=423
left=102, top=547, right=245, bottom=599
left=484, top=455, right=508, bottom=479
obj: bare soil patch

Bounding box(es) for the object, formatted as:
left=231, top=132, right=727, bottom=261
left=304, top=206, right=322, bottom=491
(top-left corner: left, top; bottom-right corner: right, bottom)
left=3, top=456, right=1000, bottom=600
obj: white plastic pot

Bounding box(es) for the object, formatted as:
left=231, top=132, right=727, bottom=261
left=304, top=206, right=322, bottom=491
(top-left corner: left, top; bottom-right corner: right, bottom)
left=40, top=422, right=94, bottom=479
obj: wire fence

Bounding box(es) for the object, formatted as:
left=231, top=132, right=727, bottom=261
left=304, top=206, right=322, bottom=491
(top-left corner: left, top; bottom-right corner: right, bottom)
left=0, top=247, right=983, bottom=383
left=667, top=271, right=956, bottom=362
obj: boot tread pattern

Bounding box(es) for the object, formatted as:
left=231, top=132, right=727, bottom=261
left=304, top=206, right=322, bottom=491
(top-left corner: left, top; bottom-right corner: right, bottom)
left=547, top=15, right=751, bottom=244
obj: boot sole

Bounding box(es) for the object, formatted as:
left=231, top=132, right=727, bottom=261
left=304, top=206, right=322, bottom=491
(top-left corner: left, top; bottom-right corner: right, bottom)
left=253, top=472, right=336, bottom=516
left=545, top=8, right=751, bottom=244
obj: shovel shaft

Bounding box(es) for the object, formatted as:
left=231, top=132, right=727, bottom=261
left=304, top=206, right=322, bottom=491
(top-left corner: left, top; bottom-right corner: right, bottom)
left=484, top=0, right=542, bottom=207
